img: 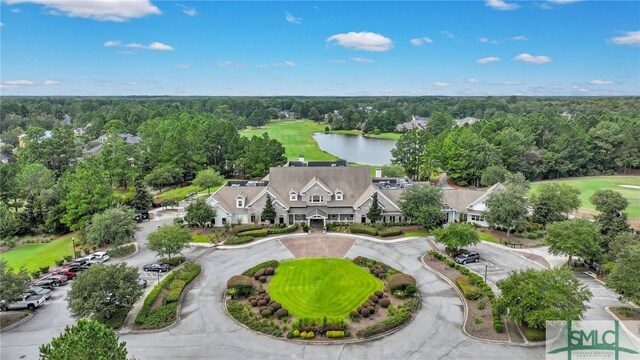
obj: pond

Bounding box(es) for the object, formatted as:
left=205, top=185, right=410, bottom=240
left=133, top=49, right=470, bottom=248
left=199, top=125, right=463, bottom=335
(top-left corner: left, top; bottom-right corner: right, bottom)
left=311, top=133, right=397, bottom=166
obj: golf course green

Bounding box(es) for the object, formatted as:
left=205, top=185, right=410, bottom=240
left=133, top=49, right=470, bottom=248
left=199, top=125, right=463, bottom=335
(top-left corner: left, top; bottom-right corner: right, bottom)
left=268, top=258, right=383, bottom=318
left=530, top=176, right=640, bottom=221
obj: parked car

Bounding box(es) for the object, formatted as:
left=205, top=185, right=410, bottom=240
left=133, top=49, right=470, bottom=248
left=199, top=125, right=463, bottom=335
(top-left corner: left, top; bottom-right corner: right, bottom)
left=143, top=263, right=170, bottom=272
left=23, top=286, right=52, bottom=300
left=44, top=274, right=69, bottom=286
left=50, top=268, right=77, bottom=280
left=137, top=278, right=148, bottom=288
left=454, top=251, right=480, bottom=264
left=90, top=251, right=110, bottom=263
left=32, top=279, right=57, bottom=290
left=66, top=259, right=90, bottom=268
left=1, top=294, right=46, bottom=311
left=63, top=265, right=87, bottom=274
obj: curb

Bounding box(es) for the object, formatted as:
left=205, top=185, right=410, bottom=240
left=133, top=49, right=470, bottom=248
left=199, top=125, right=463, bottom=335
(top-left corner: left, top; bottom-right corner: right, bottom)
left=420, top=254, right=542, bottom=347
left=605, top=306, right=640, bottom=342
left=222, top=292, right=422, bottom=345
left=218, top=232, right=427, bottom=250
left=0, top=312, right=33, bottom=333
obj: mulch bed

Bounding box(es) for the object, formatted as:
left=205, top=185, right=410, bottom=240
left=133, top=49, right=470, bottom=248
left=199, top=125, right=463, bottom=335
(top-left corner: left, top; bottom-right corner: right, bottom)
left=423, top=253, right=509, bottom=342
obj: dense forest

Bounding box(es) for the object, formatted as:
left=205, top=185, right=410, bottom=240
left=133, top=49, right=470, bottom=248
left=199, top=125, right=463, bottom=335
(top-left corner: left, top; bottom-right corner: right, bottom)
left=0, top=96, right=638, bottom=237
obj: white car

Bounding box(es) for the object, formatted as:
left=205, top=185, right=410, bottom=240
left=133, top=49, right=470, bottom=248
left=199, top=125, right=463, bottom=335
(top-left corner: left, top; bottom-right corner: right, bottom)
left=87, top=252, right=110, bottom=264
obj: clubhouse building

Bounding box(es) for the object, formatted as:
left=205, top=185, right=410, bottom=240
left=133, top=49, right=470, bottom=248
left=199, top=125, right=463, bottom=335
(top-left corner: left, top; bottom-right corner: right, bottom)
left=206, top=160, right=504, bottom=228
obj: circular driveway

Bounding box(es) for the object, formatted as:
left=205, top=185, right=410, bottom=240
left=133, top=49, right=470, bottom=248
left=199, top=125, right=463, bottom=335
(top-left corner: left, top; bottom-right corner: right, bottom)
left=118, top=237, right=545, bottom=360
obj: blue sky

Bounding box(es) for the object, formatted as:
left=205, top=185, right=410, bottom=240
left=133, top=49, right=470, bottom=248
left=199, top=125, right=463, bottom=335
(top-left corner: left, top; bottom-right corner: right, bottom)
left=1, top=0, right=639, bottom=96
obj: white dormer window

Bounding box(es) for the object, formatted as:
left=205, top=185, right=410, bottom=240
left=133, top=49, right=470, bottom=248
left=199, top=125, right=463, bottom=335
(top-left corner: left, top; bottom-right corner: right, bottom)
left=289, top=191, right=298, bottom=201
left=310, top=195, right=324, bottom=203
left=236, top=196, right=245, bottom=208
left=335, top=191, right=343, bottom=201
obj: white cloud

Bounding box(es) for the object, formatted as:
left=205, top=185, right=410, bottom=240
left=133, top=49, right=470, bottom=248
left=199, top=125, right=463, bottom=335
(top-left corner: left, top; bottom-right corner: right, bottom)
left=410, top=37, right=433, bottom=46
left=326, top=31, right=393, bottom=52
left=510, top=35, right=528, bottom=41
left=485, top=0, right=519, bottom=11
left=176, top=64, right=190, bottom=69
left=11, top=8, right=21, bottom=13
left=176, top=3, right=196, bottom=16
left=256, top=61, right=296, bottom=68
left=125, top=42, right=175, bottom=51
left=479, top=37, right=500, bottom=44
left=434, top=82, right=451, bottom=87
left=441, top=31, right=455, bottom=39
left=467, top=78, right=480, bottom=83
left=5, top=0, right=161, bottom=22
left=44, top=80, right=60, bottom=85
left=218, top=60, right=246, bottom=68
left=609, top=31, right=640, bottom=46
left=514, top=53, right=552, bottom=64
left=589, top=80, right=613, bottom=85
left=285, top=11, right=302, bottom=24
left=350, top=57, right=373, bottom=63
left=548, top=0, right=581, bottom=3
left=0, top=22, right=3, bottom=27
left=104, top=40, right=121, bottom=47
left=1, top=79, right=36, bottom=88
left=572, top=85, right=589, bottom=93
left=476, top=56, right=500, bottom=64
left=501, top=81, right=523, bottom=85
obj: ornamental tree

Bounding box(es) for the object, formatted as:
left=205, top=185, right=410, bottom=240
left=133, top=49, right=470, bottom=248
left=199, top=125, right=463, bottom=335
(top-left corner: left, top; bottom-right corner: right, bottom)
left=261, top=194, right=276, bottom=224
left=399, top=183, right=444, bottom=229
left=544, top=219, right=602, bottom=266
left=495, top=268, right=592, bottom=329
left=607, top=244, right=640, bottom=302
left=484, top=185, right=528, bottom=237
left=67, top=263, right=143, bottom=320
left=146, top=224, right=191, bottom=259
left=433, top=223, right=480, bottom=251
left=367, top=192, right=382, bottom=223
left=193, top=168, right=224, bottom=195
left=39, top=319, right=130, bottom=360
left=0, top=259, right=30, bottom=308
left=185, top=198, right=216, bottom=227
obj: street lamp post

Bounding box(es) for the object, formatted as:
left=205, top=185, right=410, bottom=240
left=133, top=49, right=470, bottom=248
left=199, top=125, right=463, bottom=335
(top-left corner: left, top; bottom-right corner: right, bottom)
left=71, top=237, right=76, bottom=259
left=484, top=262, right=488, bottom=283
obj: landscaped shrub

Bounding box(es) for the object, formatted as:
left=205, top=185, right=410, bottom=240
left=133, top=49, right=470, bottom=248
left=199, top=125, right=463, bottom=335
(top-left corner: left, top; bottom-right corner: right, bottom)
left=356, top=298, right=420, bottom=338
left=523, top=326, right=546, bottom=341
left=164, top=287, right=182, bottom=304
left=352, top=256, right=400, bottom=277
left=275, top=308, right=288, bottom=319
left=379, top=298, right=391, bottom=308
left=379, top=227, right=402, bottom=237
left=257, top=299, right=267, bottom=307
left=260, top=309, right=273, bottom=317
left=271, top=302, right=281, bottom=311
left=242, top=260, right=279, bottom=277
left=239, top=229, right=269, bottom=238
left=360, top=308, right=370, bottom=317
left=159, top=256, right=185, bottom=267
left=139, top=303, right=177, bottom=329
left=455, top=276, right=482, bottom=300
left=306, top=331, right=315, bottom=339
left=55, top=259, right=64, bottom=266
left=268, top=224, right=298, bottom=235
left=226, top=275, right=254, bottom=294
left=374, top=290, right=384, bottom=298
left=254, top=268, right=266, bottom=279
left=388, top=274, right=417, bottom=292
left=258, top=276, right=266, bottom=283
left=107, top=244, right=136, bottom=258
left=404, top=285, right=417, bottom=296
left=350, top=311, right=360, bottom=320
left=326, top=330, right=345, bottom=338
left=226, top=300, right=282, bottom=337
left=265, top=267, right=275, bottom=275
left=225, top=236, right=255, bottom=245
left=369, top=295, right=379, bottom=303
left=39, top=266, right=50, bottom=274
left=302, top=223, right=309, bottom=232
left=293, top=329, right=300, bottom=337
left=349, top=224, right=378, bottom=236
left=232, top=224, right=263, bottom=235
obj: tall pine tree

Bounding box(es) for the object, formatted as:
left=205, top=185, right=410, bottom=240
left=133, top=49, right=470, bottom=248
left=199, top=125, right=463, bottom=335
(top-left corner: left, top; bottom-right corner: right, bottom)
left=367, top=192, right=382, bottom=223
left=262, top=194, right=276, bottom=224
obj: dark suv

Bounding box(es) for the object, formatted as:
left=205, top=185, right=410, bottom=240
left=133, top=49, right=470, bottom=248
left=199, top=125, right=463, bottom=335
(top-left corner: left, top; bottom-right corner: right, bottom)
left=454, top=251, right=480, bottom=264
left=143, top=263, right=170, bottom=272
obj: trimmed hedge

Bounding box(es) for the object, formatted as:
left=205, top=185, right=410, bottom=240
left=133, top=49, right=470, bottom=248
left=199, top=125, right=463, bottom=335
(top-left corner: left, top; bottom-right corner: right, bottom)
left=225, top=236, right=255, bottom=245
left=226, top=275, right=253, bottom=293
left=135, top=262, right=202, bottom=329
left=268, top=224, right=298, bottom=235
left=388, top=274, right=417, bottom=292
left=227, top=300, right=282, bottom=336
left=107, top=243, right=136, bottom=258
left=238, top=229, right=269, bottom=237
left=352, top=256, right=401, bottom=277
left=379, top=227, right=402, bottom=237
left=455, top=276, right=482, bottom=300
left=242, top=260, right=279, bottom=277
left=159, top=256, right=185, bottom=267
left=349, top=224, right=378, bottom=236
left=523, top=326, right=546, bottom=342
left=232, top=224, right=263, bottom=235
left=428, top=250, right=495, bottom=299
left=356, top=298, right=420, bottom=338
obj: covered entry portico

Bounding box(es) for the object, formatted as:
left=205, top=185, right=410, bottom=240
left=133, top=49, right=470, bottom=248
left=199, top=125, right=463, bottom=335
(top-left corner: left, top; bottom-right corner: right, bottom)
left=307, top=208, right=327, bottom=228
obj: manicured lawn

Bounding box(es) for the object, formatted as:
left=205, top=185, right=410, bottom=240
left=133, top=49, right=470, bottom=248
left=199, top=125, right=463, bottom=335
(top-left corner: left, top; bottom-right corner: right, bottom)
left=154, top=184, right=222, bottom=200
left=530, top=176, right=640, bottom=221
left=403, top=230, right=432, bottom=237
left=0, top=234, right=75, bottom=272
left=191, top=234, right=210, bottom=243
left=477, top=231, right=499, bottom=244
left=241, top=120, right=338, bottom=161
left=268, top=258, right=382, bottom=318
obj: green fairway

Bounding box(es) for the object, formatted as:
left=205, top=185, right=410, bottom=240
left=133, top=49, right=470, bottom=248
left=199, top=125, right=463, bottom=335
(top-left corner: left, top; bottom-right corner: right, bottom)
left=530, top=176, right=640, bottom=221
left=0, top=234, right=75, bottom=272
left=268, top=258, right=382, bottom=318
left=241, top=120, right=338, bottom=161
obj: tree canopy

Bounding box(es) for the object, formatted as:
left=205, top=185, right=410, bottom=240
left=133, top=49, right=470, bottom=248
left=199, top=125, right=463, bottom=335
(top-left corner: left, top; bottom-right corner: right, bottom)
left=146, top=225, right=191, bottom=259
left=530, top=183, right=581, bottom=226
left=185, top=198, right=216, bottom=227
left=39, top=319, right=130, bottom=360
left=544, top=219, right=602, bottom=266
left=399, top=183, right=444, bottom=229
left=366, top=192, right=382, bottom=223
left=484, top=185, right=528, bottom=236
left=607, top=244, right=640, bottom=302
left=0, top=259, right=30, bottom=308
left=192, top=168, right=225, bottom=195
left=433, top=223, right=479, bottom=251
left=85, top=207, right=137, bottom=248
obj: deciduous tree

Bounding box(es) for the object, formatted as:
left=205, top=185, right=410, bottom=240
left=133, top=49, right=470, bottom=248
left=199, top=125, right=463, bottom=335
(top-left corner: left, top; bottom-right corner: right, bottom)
left=433, top=223, right=479, bottom=251
left=607, top=244, right=640, bottom=302
left=544, top=219, right=601, bottom=266
left=185, top=198, right=215, bottom=227
left=399, top=183, right=444, bottom=229
left=530, top=183, right=581, bottom=226
left=147, top=225, right=191, bottom=259
left=0, top=259, right=30, bottom=309
left=85, top=207, right=137, bottom=248
left=590, top=189, right=631, bottom=248
left=193, top=168, right=224, bottom=195
left=484, top=185, right=528, bottom=237
left=39, top=319, right=130, bottom=360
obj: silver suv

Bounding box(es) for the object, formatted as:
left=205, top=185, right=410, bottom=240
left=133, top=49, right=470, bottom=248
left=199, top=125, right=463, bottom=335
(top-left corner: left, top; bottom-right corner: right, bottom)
left=455, top=251, right=480, bottom=264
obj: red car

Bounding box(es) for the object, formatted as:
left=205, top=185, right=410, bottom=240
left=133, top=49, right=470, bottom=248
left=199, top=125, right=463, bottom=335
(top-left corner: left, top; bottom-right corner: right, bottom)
left=51, top=268, right=78, bottom=279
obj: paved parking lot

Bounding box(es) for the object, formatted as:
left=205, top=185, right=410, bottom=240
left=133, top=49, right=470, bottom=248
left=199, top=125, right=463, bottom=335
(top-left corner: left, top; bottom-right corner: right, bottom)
left=462, top=259, right=511, bottom=283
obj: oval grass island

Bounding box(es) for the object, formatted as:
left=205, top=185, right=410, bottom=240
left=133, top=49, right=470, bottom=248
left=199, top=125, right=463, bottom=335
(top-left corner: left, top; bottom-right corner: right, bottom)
left=225, top=257, right=420, bottom=342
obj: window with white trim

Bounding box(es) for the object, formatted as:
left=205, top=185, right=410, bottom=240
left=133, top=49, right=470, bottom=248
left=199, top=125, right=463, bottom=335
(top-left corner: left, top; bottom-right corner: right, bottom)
left=236, top=197, right=245, bottom=208
left=289, top=191, right=298, bottom=201
left=469, top=214, right=484, bottom=222
left=335, top=192, right=343, bottom=201
left=310, top=195, right=323, bottom=203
